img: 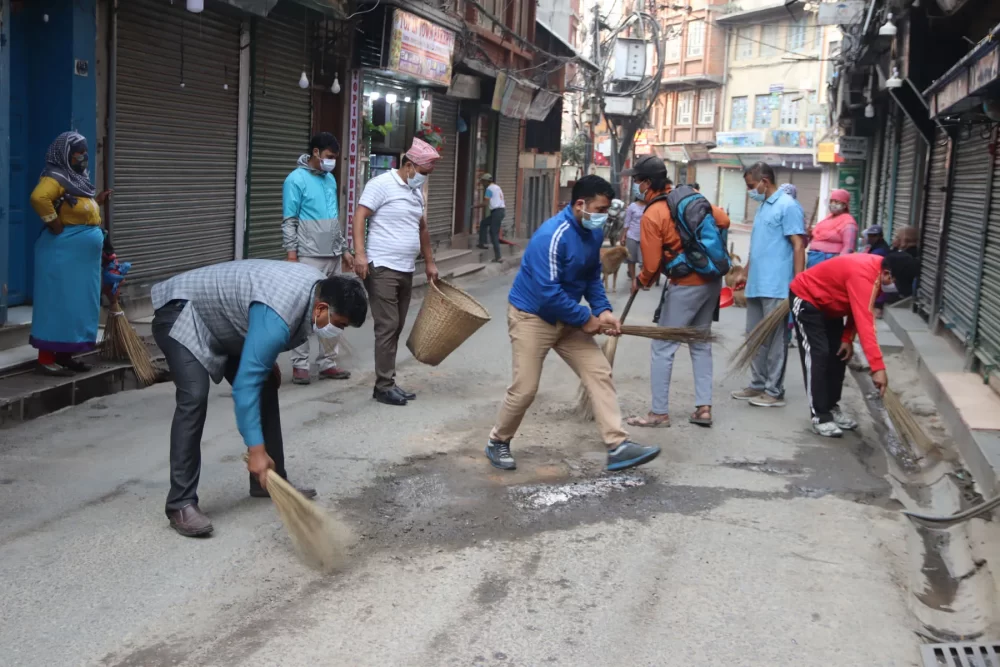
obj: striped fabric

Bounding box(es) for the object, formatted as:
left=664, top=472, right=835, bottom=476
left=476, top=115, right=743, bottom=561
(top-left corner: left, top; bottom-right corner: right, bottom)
left=151, top=260, right=324, bottom=382
left=358, top=170, right=425, bottom=273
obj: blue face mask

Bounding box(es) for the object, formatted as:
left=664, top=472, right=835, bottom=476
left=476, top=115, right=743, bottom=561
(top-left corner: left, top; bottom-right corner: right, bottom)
left=582, top=210, right=607, bottom=230
left=748, top=184, right=766, bottom=202
left=631, top=183, right=642, bottom=200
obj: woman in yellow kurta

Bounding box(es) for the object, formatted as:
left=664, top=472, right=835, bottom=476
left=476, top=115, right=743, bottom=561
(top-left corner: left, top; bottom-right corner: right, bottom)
left=28, top=131, right=112, bottom=376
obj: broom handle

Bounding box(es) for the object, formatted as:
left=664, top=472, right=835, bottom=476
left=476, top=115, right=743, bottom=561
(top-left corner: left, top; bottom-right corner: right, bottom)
left=618, top=290, right=639, bottom=326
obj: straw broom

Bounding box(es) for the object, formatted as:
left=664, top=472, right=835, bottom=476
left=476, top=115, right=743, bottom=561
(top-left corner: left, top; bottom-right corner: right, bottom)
left=101, top=295, right=158, bottom=386
left=244, top=455, right=351, bottom=572
left=883, top=388, right=934, bottom=456
left=729, top=300, right=791, bottom=374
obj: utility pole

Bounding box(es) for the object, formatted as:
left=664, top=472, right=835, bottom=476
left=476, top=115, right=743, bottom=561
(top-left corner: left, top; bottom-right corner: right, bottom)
left=583, top=2, right=600, bottom=176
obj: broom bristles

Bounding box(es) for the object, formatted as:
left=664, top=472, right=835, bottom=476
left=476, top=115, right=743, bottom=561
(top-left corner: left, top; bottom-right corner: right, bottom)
left=884, top=389, right=934, bottom=455
left=620, top=325, right=718, bottom=342
left=102, top=301, right=158, bottom=386
left=263, top=470, right=352, bottom=572
left=729, top=301, right=791, bottom=374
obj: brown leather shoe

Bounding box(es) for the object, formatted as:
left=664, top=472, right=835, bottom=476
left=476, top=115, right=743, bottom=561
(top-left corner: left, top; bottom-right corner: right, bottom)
left=250, top=482, right=317, bottom=500
left=166, top=503, right=214, bottom=537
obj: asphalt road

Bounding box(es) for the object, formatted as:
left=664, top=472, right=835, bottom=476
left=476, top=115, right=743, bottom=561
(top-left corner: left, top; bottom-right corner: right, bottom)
left=0, top=241, right=921, bottom=667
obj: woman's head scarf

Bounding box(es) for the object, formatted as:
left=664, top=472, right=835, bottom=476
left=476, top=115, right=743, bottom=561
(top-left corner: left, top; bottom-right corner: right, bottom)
left=43, top=131, right=96, bottom=200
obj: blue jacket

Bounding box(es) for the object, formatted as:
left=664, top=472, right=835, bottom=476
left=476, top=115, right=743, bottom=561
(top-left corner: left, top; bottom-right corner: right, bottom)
left=509, top=206, right=612, bottom=327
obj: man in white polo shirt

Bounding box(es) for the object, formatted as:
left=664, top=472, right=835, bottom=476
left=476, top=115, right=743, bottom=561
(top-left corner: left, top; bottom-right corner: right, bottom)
left=353, top=138, right=441, bottom=406
left=473, top=173, right=505, bottom=263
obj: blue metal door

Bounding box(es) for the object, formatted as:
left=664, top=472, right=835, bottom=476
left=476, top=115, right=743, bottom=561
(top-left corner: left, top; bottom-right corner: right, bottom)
left=0, top=0, right=8, bottom=324
left=7, top=1, right=29, bottom=306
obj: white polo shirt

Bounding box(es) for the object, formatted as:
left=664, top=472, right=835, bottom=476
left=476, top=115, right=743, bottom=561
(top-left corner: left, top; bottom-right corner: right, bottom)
left=359, top=169, right=425, bottom=273
left=486, top=183, right=505, bottom=210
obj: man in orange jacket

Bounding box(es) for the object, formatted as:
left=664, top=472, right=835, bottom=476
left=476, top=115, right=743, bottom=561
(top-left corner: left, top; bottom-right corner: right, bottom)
left=626, top=155, right=730, bottom=428
left=789, top=251, right=917, bottom=437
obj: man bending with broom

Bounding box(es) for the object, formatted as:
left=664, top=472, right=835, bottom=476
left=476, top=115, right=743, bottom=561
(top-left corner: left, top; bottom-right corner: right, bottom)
left=151, top=261, right=368, bottom=537
left=484, top=175, right=661, bottom=472
left=788, top=251, right=917, bottom=437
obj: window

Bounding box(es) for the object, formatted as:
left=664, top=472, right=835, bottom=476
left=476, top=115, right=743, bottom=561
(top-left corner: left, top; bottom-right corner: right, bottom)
left=813, top=21, right=823, bottom=50
left=753, top=95, right=772, bottom=128
left=736, top=27, right=755, bottom=60
left=730, top=96, right=748, bottom=129
left=676, top=91, right=694, bottom=124
left=780, top=94, right=800, bottom=127
left=686, top=20, right=705, bottom=58
left=698, top=91, right=716, bottom=125
left=664, top=33, right=681, bottom=61
left=760, top=24, right=778, bottom=57
left=829, top=40, right=842, bottom=58
left=786, top=18, right=807, bottom=51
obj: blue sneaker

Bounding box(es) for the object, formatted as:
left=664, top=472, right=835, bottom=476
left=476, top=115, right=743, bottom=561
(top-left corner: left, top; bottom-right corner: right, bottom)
left=607, top=440, right=660, bottom=471
left=485, top=439, right=516, bottom=470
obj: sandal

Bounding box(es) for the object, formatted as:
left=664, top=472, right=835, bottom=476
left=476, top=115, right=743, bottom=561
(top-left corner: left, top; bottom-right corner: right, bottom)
left=689, top=406, right=713, bottom=427
left=626, top=414, right=671, bottom=428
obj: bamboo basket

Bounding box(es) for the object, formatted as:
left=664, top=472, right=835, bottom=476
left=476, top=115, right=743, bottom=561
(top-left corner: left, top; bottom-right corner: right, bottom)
left=406, top=279, right=491, bottom=366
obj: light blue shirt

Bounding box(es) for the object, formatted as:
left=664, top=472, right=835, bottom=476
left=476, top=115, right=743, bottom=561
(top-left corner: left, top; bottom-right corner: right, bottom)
left=746, top=190, right=805, bottom=299
left=233, top=303, right=291, bottom=447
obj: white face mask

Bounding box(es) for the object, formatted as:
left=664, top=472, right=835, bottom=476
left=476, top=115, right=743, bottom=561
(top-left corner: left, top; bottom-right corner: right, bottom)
left=321, top=158, right=336, bottom=173
left=313, top=307, right=343, bottom=339
left=882, top=282, right=898, bottom=294
left=829, top=201, right=846, bottom=214
left=409, top=172, right=427, bottom=189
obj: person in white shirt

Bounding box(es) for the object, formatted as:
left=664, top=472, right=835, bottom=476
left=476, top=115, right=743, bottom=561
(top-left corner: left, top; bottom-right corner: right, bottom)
left=473, top=174, right=505, bottom=262
left=353, top=138, right=441, bottom=406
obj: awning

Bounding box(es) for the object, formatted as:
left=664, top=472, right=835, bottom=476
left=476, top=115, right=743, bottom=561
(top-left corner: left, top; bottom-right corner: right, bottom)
left=708, top=146, right=817, bottom=169
left=218, top=0, right=347, bottom=18
left=924, top=23, right=1000, bottom=119
left=535, top=19, right=599, bottom=71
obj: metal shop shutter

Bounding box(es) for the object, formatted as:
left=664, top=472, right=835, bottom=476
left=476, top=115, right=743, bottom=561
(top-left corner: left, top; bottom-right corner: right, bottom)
left=789, top=170, right=822, bottom=227
left=426, top=94, right=458, bottom=242
left=940, top=131, right=992, bottom=340
left=719, top=168, right=746, bottom=224
left=892, top=118, right=920, bottom=234
left=246, top=6, right=314, bottom=259
left=917, top=128, right=950, bottom=316
left=977, top=130, right=1000, bottom=364
left=876, top=109, right=899, bottom=236
left=496, top=116, right=521, bottom=235
left=113, top=0, right=240, bottom=285
left=695, top=163, right=719, bottom=205
left=863, top=120, right=884, bottom=231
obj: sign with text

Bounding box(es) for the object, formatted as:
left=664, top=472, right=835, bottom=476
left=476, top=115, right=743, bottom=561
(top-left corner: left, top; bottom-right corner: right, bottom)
left=817, top=1, right=864, bottom=25
left=387, top=9, right=456, bottom=86
left=716, top=130, right=765, bottom=148
left=346, top=70, right=362, bottom=250
left=838, top=136, right=869, bottom=160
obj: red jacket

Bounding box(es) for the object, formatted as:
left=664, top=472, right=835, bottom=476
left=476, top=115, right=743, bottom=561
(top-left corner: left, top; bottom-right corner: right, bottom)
left=789, top=254, right=885, bottom=372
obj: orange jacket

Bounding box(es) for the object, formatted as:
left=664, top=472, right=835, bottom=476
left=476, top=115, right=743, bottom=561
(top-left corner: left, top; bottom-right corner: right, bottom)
left=638, top=190, right=731, bottom=287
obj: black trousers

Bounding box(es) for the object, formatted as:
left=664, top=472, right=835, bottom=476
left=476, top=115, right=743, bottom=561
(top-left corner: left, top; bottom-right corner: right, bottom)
left=789, top=294, right=847, bottom=423
left=152, top=301, right=286, bottom=513
left=478, top=208, right=505, bottom=260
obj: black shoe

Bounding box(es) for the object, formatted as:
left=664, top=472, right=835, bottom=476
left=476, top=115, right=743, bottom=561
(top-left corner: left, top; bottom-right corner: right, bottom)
left=166, top=503, right=214, bottom=537
left=395, top=385, right=416, bottom=401
left=476, top=244, right=488, bottom=249
left=374, top=387, right=407, bottom=406
left=56, top=357, right=92, bottom=373
left=485, top=439, right=516, bottom=470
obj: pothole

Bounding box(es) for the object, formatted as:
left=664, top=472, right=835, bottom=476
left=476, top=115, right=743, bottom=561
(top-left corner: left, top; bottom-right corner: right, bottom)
left=508, top=473, right=648, bottom=510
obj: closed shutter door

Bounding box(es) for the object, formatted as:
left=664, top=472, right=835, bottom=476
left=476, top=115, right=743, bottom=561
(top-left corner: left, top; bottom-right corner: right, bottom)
left=426, top=94, right=458, bottom=242
left=864, top=122, right=884, bottom=230
left=719, top=168, right=745, bottom=223
left=877, top=110, right=898, bottom=235
left=113, top=0, right=239, bottom=285
left=940, top=131, right=992, bottom=340
left=696, top=163, right=719, bottom=205
left=892, top=118, right=919, bottom=234
left=496, top=116, right=521, bottom=235
left=917, top=128, right=950, bottom=315
left=247, top=7, right=313, bottom=259
left=977, top=132, right=1000, bottom=363
left=789, top=170, right=821, bottom=226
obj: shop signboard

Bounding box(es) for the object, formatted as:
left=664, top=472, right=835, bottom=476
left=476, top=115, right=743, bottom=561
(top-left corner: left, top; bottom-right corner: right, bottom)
left=837, top=164, right=864, bottom=218
left=708, top=152, right=743, bottom=168
left=447, top=73, right=481, bottom=99
left=772, top=130, right=814, bottom=148
left=839, top=136, right=868, bottom=160
left=817, top=142, right=840, bottom=164
left=346, top=70, right=362, bottom=250
left=387, top=9, right=456, bottom=86
left=817, top=1, right=864, bottom=25
left=716, top=130, right=765, bottom=148
left=971, top=46, right=1000, bottom=94
left=662, top=144, right=688, bottom=163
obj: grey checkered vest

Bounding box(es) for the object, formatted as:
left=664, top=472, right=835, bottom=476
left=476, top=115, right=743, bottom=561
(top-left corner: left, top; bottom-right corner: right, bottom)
left=151, top=260, right=325, bottom=382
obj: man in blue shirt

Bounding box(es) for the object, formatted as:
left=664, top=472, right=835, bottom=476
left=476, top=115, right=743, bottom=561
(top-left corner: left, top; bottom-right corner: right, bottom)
left=283, top=132, right=354, bottom=385
left=151, top=262, right=368, bottom=537
left=732, top=162, right=806, bottom=407
left=485, top=175, right=661, bottom=473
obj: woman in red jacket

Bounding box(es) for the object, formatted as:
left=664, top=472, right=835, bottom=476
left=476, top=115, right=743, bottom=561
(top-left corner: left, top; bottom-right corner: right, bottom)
left=788, top=251, right=918, bottom=438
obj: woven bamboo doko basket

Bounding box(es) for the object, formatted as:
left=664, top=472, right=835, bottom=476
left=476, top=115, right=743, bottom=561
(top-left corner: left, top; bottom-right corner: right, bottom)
left=406, top=279, right=491, bottom=366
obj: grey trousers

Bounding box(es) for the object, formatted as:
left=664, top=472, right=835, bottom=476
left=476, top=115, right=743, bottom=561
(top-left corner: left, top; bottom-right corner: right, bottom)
left=478, top=208, right=506, bottom=260
left=746, top=296, right=790, bottom=398
left=290, top=256, right=341, bottom=371
left=651, top=279, right=721, bottom=415
left=152, top=300, right=286, bottom=513
left=364, top=264, right=413, bottom=391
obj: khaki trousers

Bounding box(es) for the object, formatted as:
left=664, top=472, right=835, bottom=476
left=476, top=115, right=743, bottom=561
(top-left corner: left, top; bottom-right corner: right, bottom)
left=490, top=305, right=629, bottom=447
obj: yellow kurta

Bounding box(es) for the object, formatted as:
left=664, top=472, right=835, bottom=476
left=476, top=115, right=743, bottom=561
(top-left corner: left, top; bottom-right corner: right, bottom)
left=29, top=176, right=102, bottom=226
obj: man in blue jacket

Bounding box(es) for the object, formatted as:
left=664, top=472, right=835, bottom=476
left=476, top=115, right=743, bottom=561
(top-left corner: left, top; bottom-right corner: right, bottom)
left=485, top=175, right=661, bottom=472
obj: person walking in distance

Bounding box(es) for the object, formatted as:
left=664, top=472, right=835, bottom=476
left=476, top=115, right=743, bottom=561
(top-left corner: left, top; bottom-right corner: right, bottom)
left=485, top=175, right=661, bottom=473
left=473, top=173, right=506, bottom=262
left=731, top=162, right=806, bottom=408
left=353, top=138, right=441, bottom=406
left=283, top=132, right=353, bottom=384
left=620, top=183, right=645, bottom=284
left=150, top=261, right=368, bottom=536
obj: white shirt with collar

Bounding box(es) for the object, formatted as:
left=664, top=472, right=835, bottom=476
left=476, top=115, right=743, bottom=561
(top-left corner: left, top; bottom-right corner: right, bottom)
left=358, top=169, right=425, bottom=273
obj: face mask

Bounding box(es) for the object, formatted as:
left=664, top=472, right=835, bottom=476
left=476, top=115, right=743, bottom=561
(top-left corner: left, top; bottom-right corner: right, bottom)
left=321, top=158, right=336, bottom=173
left=631, top=183, right=642, bottom=200
left=582, top=210, right=607, bottom=230
left=409, top=172, right=427, bottom=189
left=313, top=307, right=343, bottom=340
left=882, top=282, right=898, bottom=294
left=748, top=183, right=765, bottom=202
left=829, top=202, right=846, bottom=214
left=72, top=154, right=89, bottom=174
